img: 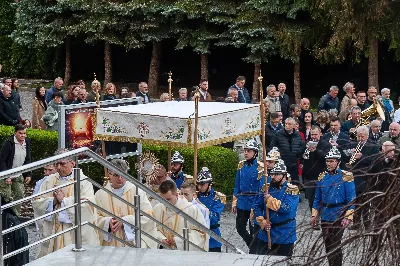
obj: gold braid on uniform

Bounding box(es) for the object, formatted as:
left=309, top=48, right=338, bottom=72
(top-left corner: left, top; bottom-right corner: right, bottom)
left=214, top=192, right=226, bottom=205
left=257, top=162, right=264, bottom=180
left=237, top=160, right=245, bottom=170
left=285, top=183, right=300, bottom=195
left=341, top=170, right=354, bottom=182
left=318, top=171, right=326, bottom=181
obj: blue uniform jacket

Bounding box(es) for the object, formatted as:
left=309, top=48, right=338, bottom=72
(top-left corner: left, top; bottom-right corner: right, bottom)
left=312, top=168, right=356, bottom=222
left=253, top=180, right=299, bottom=244
left=171, top=171, right=185, bottom=189
left=233, top=160, right=264, bottom=211
left=198, top=189, right=225, bottom=248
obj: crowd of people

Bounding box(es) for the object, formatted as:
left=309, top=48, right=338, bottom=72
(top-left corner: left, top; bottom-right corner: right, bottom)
left=0, top=72, right=399, bottom=265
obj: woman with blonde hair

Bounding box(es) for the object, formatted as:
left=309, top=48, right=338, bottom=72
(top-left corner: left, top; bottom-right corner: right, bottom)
left=160, top=93, right=170, bottom=102
left=103, top=82, right=117, bottom=101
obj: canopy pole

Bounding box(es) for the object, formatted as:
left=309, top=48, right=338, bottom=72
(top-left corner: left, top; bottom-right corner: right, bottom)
left=193, top=87, right=200, bottom=184
left=167, top=71, right=173, bottom=172
left=258, top=70, right=271, bottom=250
left=94, top=73, right=109, bottom=185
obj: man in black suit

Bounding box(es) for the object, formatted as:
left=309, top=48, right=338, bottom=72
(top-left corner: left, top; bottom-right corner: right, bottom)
left=342, top=125, right=379, bottom=229
left=368, top=119, right=383, bottom=144
left=136, top=82, right=151, bottom=104
left=322, top=117, right=350, bottom=148
left=302, top=126, right=331, bottom=210
left=265, top=112, right=283, bottom=150
left=278, top=83, right=290, bottom=120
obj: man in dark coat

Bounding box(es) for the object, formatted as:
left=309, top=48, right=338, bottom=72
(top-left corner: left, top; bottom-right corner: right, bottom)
left=317, top=86, right=340, bottom=113
left=302, top=126, right=331, bottom=210
left=341, top=125, right=379, bottom=229
left=0, top=124, right=32, bottom=215
left=0, top=85, right=19, bottom=126
left=265, top=112, right=283, bottom=150
left=228, top=76, right=251, bottom=104
left=278, top=83, right=290, bottom=120
left=340, top=106, right=361, bottom=135
left=269, top=117, right=306, bottom=184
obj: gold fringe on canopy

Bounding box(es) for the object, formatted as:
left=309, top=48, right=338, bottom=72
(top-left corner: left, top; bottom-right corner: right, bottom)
left=94, top=130, right=261, bottom=149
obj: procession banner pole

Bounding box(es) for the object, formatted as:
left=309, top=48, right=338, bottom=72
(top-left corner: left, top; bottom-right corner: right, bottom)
left=94, top=73, right=109, bottom=185
left=258, top=70, right=271, bottom=250
left=193, top=87, right=200, bottom=184
left=167, top=71, right=173, bottom=172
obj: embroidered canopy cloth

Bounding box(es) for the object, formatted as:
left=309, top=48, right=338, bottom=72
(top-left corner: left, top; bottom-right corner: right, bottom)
left=94, top=101, right=261, bottom=148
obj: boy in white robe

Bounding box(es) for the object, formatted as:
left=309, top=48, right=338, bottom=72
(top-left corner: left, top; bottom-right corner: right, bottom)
left=32, top=149, right=99, bottom=258
left=95, top=159, right=158, bottom=248
left=153, top=180, right=208, bottom=251
left=180, top=180, right=210, bottom=229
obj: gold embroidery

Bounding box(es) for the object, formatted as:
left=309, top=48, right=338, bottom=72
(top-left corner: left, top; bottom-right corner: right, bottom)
left=311, top=208, right=318, bottom=217
left=341, top=170, right=354, bottom=182
left=266, top=196, right=281, bottom=211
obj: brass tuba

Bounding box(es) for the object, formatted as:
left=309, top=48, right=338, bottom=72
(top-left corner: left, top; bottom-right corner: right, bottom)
left=349, top=98, right=385, bottom=140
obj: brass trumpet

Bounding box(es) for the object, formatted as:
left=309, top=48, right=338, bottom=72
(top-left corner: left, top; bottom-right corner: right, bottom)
left=345, top=141, right=366, bottom=168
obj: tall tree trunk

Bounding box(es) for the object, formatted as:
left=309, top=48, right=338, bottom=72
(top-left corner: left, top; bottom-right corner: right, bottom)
left=252, top=63, right=261, bottom=103
left=148, top=41, right=162, bottom=96
left=200, top=54, right=208, bottom=80
left=293, top=46, right=301, bottom=103
left=64, top=35, right=71, bottom=86
left=368, top=37, right=379, bottom=89
left=104, top=41, right=112, bottom=85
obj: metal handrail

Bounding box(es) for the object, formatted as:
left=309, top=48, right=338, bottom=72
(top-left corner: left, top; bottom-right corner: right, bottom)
left=1, top=179, right=81, bottom=211
left=0, top=146, right=243, bottom=263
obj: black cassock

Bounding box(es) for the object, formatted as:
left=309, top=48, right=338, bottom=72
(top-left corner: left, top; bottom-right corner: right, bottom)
left=2, top=196, right=29, bottom=266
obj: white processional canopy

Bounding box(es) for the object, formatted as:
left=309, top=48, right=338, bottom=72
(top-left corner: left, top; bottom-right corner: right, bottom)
left=94, top=101, right=261, bottom=148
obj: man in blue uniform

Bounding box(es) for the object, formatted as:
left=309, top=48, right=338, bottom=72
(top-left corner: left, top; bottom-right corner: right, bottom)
left=232, top=140, right=264, bottom=248
left=169, top=151, right=192, bottom=189
left=254, top=160, right=299, bottom=256
left=196, top=167, right=225, bottom=252
left=311, top=146, right=356, bottom=266
left=249, top=148, right=281, bottom=254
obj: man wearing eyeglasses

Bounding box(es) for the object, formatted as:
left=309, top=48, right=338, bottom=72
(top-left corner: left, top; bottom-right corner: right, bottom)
left=32, top=148, right=99, bottom=258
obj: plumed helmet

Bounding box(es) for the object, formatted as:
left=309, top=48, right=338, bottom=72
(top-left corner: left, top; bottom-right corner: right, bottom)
left=266, top=147, right=280, bottom=161
left=196, top=167, right=213, bottom=184
left=171, top=151, right=184, bottom=164
left=244, top=139, right=259, bottom=151
left=270, top=160, right=287, bottom=174
left=325, top=146, right=341, bottom=160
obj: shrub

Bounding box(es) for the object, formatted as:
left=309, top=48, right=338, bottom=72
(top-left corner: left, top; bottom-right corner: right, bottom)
left=0, top=126, right=238, bottom=196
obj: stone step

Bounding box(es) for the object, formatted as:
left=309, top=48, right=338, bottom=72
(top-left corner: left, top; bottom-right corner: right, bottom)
left=26, top=245, right=287, bottom=266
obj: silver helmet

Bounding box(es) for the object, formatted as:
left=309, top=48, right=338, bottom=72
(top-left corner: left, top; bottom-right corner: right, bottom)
left=325, top=146, right=341, bottom=160
left=171, top=151, right=184, bottom=164
left=196, top=167, right=213, bottom=184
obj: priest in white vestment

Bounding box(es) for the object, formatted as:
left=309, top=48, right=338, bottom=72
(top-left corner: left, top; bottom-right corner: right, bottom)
left=32, top=149, right=99, bottom=258
left=95, top=159, right=158, bottom=248
left=153, top=180, right=208, bottom=251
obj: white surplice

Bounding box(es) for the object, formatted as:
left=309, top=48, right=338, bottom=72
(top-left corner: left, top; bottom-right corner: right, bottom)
left=95, top=181, right=158, bottom=248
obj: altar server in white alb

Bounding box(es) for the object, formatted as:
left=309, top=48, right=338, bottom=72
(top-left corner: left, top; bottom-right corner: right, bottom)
left=32, top=149, right=99, bottom=258
left=95, top=159, right=158, bottom=248
left=153, top=180, right=208, bottom=251
left=180, top=180, right=210, bottom=229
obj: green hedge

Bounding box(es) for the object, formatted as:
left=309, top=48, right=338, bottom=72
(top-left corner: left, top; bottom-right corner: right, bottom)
left=0, top=126, right=238, bottom=196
